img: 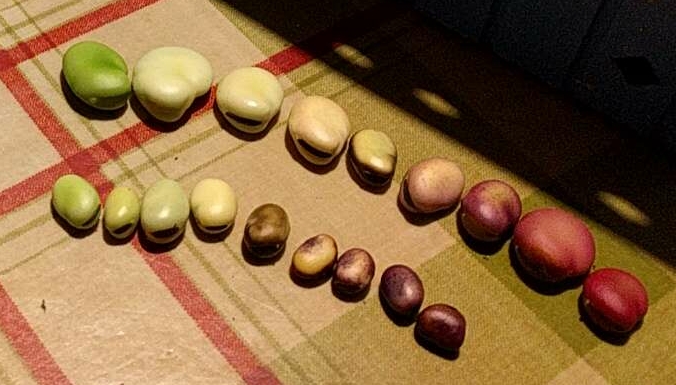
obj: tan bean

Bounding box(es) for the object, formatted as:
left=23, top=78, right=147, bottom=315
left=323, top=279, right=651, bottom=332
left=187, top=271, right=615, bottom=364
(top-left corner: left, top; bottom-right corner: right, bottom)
left=291, top=234, right=337, bottom=280
left=399, top=157, right=465, bottom=214
left=288, top=95, right=351, bottom=165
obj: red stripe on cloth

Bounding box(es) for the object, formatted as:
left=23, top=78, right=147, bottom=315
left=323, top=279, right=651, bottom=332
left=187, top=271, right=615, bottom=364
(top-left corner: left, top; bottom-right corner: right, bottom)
left=0, top=68, right=81, bottom=158
left=132, top=240, right=282, bottom=385
left=0, top=283, right=73, bottom=385
left=0, top=0, right=164, bottom=71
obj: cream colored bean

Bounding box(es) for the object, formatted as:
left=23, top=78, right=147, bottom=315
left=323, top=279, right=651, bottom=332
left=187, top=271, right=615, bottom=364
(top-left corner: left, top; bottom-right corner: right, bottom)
left=399, top=157, right=465, bottom=214
left=291, top=234, right=337, bottom=280
left=288, top=95, right=351, bottom=165
left=216, top=67, right=284, bottom=134
left=348, top=129, right=397, bottom=186
left=190, top=178, right=237, bottom=234
left=52, top=174, right=100, bottom=230
left=244, top=203, right=290, bottom=258
left=132, top=46, right=213, bottom=122
left=103, top=186, right=140, bottom=239
left=140, top=179, right=189, bottom=244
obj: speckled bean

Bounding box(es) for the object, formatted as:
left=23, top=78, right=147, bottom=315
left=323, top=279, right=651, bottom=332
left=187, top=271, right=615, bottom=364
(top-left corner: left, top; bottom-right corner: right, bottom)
left=332, top=248, right=376, bottom=296
left=291, top=234, right=337, bottom=280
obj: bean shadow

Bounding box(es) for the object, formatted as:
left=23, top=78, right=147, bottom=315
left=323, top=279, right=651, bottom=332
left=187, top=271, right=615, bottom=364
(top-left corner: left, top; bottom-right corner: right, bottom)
left=240, top=237, right=287, bottom=266
left=283, top=128, right=344, bottom=174
left=216, top=0, right=676, bottom=268
left=129, top=89, right=214, bottom=132
left=413, top=329, right=461, bottom=360
left=288, top=264, right=333, bottom=288
left=136, top=227, right=185, bottom=254
left=188, top=214, right=234, bottom=243
left=213, top=102, right=280, bottom=141
left=577, top=293, right=635, bottom=346
left=50, top=202, right=99, bottom=238
left=331, top=281, right=371, bottom=302
left=344, top=153, right=393, bottom=195
left=455, top=212, right=509, bottom=256
left=378, top=289, right=418, bottom=327
left=60, top=72, right=127, bottom=120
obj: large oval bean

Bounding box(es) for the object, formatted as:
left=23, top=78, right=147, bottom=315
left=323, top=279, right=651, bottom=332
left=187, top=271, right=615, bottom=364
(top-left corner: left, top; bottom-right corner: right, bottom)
left=62, top=41, right=131, bottom=110
left=103, top=186, right=140, bottom=239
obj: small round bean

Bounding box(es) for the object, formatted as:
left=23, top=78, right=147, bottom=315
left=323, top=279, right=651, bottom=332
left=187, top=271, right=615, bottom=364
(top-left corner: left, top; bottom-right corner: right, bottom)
left=52, top=174, right=101, bottom=230
left=103, top=186, right=140, bottom=239
left=379, top=264, right=424, bottom=317
left=291, top=234, right=337, bottom=280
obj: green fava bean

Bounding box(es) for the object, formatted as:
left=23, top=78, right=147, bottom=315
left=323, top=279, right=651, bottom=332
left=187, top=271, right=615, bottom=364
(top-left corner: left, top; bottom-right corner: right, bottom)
left=52, top=174, right=101, bottom=230
left=62, top=41, right=131, bottom=110
left=103, top=186, right=140, bottom=239
left=141, top=179, right=189, bottom=244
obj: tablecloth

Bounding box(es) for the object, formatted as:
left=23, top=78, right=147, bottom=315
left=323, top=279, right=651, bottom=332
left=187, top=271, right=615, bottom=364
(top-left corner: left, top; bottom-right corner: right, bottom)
left=0, top=0, right=674, bottom=384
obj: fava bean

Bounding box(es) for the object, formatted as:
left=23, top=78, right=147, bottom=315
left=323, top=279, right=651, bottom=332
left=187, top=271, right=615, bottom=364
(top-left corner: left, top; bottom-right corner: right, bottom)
left=379, top=264, right=424, bottom=317
left=291, top=234, right=337, bottom=280
left=415, top=304, right=466, bottom=352
left=103, top=186, right=140, bottom=239
left=244, top=203, right=290, bottom=258
left=216, top=67, right=284, bottom=133
left=62, top=41, right=131, bottom=110
left=288, top=95, right=351, bottom=165
left=140, top=179, right=189, bottom=244
left=348, top=129, right=397, bottom=186
left=132, top=46, right=213, bottom=122
left=190, top=178, right=237, bottom=234
left=332, top=248, right=375, bottom=296
left=399, top=157, right=465, bottom=214
left=52, top=174, right=101, bottom=230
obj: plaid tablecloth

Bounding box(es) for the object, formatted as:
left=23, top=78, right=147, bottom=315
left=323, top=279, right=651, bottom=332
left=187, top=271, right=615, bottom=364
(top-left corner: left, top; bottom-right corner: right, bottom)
left=0, top=0, right=674, bottom=384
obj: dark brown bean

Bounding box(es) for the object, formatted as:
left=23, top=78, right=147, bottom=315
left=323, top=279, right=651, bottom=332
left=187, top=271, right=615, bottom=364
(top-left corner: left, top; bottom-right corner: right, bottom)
left=415, top=304, right=466, bottom=352
left=244, top=203, right=290, bottom=258
left=379, top=264, right=424, bottom=317
left=332, top=248, right=376, bottom=296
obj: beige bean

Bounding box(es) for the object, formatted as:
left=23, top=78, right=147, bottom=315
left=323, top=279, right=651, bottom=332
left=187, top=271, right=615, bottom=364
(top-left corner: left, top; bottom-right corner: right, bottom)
left=244, top=203, right=290, bottom=258
left=398, top=157, right=465, bottom=214
left=190, top=178, right=237, bottom=234
left=348, top=129, right=397, bottom=186
left=291, top=234, right=338, bottom=280
left=216, top=67, right=284, bottom=134
left=288, top=95, right=351, bottom=165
